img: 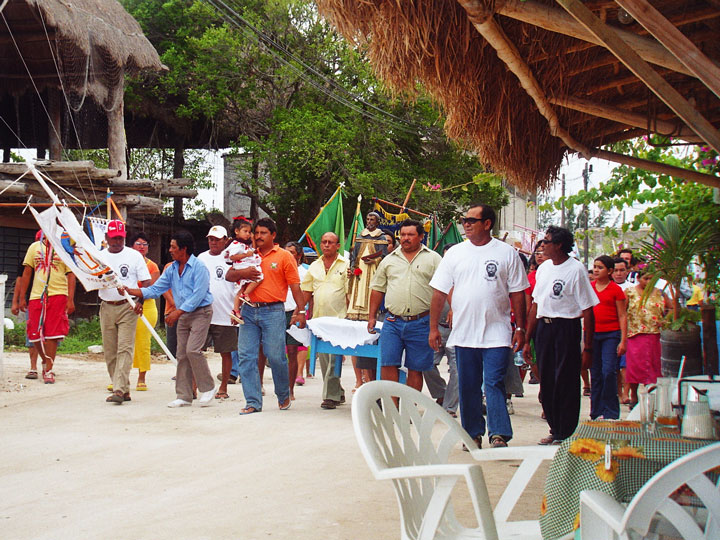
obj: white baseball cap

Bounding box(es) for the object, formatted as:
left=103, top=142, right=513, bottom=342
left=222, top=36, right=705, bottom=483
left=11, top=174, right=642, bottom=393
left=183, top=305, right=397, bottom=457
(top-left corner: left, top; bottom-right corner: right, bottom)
left=206, top=225, right=228, bottom=239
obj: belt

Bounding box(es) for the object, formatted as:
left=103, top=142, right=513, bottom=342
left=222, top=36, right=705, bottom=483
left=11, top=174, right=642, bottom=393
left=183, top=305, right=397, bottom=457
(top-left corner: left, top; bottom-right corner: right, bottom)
left=245, top=301, right=283, bottom=308
left=388, top=310, right=430, bottom=322
left=102, top=300, right=128, bottom=306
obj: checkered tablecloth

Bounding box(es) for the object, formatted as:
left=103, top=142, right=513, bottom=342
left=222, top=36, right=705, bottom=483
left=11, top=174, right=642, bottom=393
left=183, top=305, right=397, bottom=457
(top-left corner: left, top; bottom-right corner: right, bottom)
left=539, top=420, right=715, bottom=539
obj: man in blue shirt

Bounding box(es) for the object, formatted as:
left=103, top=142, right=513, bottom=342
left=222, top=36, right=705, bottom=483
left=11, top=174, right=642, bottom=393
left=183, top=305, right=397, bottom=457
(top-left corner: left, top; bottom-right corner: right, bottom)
left=124, top=231, right=216, bottom=408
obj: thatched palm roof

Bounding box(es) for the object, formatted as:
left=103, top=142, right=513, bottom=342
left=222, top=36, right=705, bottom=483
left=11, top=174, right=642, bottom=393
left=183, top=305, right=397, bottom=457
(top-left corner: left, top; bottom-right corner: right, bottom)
left=316, top=0, right=720, bottom=191
left=0, top=0, right=165, bottom=108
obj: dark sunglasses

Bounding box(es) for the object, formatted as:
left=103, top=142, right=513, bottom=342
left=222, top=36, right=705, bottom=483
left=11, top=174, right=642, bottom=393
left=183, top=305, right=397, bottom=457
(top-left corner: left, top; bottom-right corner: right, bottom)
left=461, top=216, right=488, bottom=225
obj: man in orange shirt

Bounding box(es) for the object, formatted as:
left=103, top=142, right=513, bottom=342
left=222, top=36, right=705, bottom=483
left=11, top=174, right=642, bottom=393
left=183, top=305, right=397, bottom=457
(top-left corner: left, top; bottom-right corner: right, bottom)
left=226, top=217, right=307, bottom=415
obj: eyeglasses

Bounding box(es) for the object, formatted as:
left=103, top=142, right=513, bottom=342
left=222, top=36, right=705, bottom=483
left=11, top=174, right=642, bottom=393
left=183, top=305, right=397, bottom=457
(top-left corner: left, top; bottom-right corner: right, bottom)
left=134, top=242, right=149, bottom=247
left=461, top=216, right=487, bottom=225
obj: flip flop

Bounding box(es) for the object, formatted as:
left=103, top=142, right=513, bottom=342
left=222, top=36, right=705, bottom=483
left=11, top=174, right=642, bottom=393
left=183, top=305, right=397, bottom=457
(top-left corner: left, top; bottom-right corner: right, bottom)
left=239, top=406, right=261, bottom=415
left=25, top=370, right=38, bottom=380
left=136, top=383, right=148, bottom=391
left=215, top=392, right=229, bottom=399
left=278, top=398, right=291, bottom=410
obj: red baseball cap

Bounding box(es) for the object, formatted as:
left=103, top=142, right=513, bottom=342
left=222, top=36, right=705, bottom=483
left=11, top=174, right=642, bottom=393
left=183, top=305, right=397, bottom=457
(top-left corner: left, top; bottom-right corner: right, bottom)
left=107, top=220, right=126, bottom=238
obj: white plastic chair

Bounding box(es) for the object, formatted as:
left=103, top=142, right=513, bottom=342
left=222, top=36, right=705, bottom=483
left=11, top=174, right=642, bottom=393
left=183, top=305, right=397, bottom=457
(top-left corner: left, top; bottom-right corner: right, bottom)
left=580, top=442, right=720, bottom=540
left=352, top=380, right=557, bottom=540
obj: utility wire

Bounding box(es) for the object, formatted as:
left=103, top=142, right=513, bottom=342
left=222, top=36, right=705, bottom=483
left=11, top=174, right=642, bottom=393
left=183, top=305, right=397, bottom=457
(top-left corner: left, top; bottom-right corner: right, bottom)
left=206, top=0, right=428, bottom=135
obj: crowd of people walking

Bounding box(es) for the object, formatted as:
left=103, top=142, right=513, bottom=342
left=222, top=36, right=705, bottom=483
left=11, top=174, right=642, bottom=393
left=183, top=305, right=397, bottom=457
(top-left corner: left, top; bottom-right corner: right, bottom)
left=12, top=203, right=672, bottom=448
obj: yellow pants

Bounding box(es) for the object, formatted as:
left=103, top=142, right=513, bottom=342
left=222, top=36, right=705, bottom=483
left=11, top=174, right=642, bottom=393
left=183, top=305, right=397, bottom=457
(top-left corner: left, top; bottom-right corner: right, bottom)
left=132, top=299, right=158, bottom=372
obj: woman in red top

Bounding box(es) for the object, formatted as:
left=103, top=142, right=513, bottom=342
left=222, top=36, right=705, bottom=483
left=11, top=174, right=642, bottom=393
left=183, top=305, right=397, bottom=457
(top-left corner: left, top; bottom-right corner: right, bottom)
left=590, top=255, right=627, bottom=420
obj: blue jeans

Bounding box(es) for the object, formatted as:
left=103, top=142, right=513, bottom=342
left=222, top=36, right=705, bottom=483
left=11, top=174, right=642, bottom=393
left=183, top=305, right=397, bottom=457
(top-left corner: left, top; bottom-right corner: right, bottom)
left=456, top=346, right=512, bottom=442
left=590, top=330, right=621, bottom=420
left=379, top=315, right=433, bottom=372
left=236, top=303, right=289, bottom=409
left=230, top=351, right=239, bottom=378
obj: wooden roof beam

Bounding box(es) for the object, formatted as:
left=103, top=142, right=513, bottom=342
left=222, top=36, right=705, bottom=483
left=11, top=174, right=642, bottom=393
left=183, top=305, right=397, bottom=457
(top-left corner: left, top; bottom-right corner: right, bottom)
left=615, top=0, right=720, bottom=99
left=556, top=0, right=720, bottom=152
left=591, top=148, right=720, bottom=189
left=495, top=0, right=700, bottom=76
left=551, top=95, right=702, bottom=141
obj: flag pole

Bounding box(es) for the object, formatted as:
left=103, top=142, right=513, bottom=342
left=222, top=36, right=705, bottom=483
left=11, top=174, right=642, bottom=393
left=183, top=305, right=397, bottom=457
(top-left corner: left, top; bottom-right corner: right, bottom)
left=349, top=194, right=362, bottom=251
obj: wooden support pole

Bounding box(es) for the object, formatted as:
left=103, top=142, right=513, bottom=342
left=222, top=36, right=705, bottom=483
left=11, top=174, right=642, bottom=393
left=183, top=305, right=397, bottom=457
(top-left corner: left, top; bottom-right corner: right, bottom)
left=47, top=89, right=62, bottom=160
left=494, top=0, right=697, bottom=76
left=401, top=179, right=417, bottom=209
left=556, top=0, right=720, bottom=154
left=457, top=0, right=590, bottom=157
left=591, top=149, right=720, bottom=189
left=106, top=76, right=127, bottom=181
left=614, top=0, right=720, bottom=100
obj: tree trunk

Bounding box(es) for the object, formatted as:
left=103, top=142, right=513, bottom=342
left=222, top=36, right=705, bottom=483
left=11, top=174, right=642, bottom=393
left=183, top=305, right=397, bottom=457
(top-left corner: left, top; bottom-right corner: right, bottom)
left=701, top=305, right=719, bottom=375
left=173, top=147, right=185, bottom=221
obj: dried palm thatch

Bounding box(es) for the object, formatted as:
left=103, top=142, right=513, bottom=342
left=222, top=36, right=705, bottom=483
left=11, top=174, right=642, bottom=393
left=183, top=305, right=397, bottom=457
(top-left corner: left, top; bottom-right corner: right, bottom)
left=316, top=0, right=720, bottom=191
left=0, top=0, right=165, bottom=109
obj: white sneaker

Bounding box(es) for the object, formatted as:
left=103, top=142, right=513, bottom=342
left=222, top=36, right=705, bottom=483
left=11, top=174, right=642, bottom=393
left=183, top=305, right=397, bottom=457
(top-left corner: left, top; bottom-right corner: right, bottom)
left=506, top=399, right=514, bottom=415
left=198, top=386, right=217, bottom=407
left=167, top=399, right=192, bottom=408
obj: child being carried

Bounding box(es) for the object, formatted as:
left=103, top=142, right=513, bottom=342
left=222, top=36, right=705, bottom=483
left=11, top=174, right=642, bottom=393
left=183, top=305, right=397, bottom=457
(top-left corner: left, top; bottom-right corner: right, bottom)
left=224, top=219, right=263, bottom=324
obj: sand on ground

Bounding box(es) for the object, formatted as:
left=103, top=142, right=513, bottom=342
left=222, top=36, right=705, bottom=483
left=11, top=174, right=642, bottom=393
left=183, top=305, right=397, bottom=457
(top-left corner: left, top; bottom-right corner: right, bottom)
left=0, top=350, right=592, bottom=540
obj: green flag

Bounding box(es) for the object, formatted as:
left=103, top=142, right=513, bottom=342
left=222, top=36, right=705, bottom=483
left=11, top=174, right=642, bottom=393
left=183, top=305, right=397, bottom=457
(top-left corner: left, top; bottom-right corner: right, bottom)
left=344, top=195, right=365, bottom=252
left=302, top=186, right=344, bottom=255
left=432, top=220, right=464, bottom=254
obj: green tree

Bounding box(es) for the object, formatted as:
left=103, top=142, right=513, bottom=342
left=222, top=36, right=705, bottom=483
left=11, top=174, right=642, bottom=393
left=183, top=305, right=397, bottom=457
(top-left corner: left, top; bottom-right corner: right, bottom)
left=122, top=0, right=505, bottom=239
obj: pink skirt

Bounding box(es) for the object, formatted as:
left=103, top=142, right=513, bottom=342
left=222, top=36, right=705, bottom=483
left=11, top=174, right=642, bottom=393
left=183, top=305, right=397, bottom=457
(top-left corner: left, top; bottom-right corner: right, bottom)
left=626, top=333, right=662, bottom=385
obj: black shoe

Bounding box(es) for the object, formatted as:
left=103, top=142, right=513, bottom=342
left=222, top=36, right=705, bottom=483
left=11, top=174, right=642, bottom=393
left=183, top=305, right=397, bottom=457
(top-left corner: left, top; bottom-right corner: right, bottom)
left=529, top=376, right=540, bottom=385
left=339, top=394, right=346, bottom=404
left=321, top=399, right=337, bottom=410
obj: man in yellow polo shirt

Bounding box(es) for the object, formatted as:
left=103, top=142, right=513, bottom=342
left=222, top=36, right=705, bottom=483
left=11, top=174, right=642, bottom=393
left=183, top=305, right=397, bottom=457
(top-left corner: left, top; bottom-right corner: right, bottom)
left=368, top=219, right=441, bottom=391
left=226, top=217, right=307, bottom=415
left=301, top=232, right=349, bottom=409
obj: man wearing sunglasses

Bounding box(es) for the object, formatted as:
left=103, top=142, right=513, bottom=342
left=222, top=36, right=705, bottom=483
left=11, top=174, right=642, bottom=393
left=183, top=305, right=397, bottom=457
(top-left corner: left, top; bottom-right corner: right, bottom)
left=429, top=204, right=529, bottom=449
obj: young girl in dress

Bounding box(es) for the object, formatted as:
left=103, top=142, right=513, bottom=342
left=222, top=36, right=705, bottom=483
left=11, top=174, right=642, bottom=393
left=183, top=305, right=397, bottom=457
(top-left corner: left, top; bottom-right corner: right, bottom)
left=224, top=220, right=263, bottom=324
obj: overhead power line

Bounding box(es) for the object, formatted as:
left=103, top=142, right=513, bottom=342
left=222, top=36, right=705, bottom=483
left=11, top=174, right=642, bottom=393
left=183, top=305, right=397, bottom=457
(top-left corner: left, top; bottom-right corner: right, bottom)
left=205, top=0, right=428, bottom=135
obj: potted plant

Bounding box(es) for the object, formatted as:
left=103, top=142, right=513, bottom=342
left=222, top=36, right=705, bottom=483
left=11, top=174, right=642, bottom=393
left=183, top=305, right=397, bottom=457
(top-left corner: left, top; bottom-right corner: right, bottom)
left=639, top=214, right=715, bottom=376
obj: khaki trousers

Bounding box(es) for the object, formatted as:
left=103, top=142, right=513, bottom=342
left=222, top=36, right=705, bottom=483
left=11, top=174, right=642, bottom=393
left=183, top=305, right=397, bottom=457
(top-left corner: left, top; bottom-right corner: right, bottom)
left=100, top=301, right=139, bottom=394
left=319, top=353, right=344, bottom=402
left=175, top=305, right=214, bottom=402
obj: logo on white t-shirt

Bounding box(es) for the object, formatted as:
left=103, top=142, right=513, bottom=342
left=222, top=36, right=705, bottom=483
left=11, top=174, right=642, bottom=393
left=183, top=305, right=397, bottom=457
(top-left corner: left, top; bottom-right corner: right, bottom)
left=215, top=266, right=224, bottom=279
left=551, top=279, right=565, bottom=298
left=485, top=260, right=499, bottom=281
left=119, top=264, right=129, bottom=278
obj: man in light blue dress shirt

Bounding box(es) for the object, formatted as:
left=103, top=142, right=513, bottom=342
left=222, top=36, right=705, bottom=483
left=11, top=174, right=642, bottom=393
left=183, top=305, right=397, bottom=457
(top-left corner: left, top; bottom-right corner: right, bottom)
left=125, top=231, right=216, bottom=408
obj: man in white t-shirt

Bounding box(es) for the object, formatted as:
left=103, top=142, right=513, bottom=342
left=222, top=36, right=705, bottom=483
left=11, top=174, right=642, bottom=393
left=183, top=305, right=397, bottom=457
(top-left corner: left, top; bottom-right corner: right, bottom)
left=523, top=226, right=598, bottom=444
left=612, top=257, right=633, bottom=291
left=99, top=220, right=151, bottom=404
left=429, top=204, right=529, bottom=449
left=197, top=225, right=238, bottom=400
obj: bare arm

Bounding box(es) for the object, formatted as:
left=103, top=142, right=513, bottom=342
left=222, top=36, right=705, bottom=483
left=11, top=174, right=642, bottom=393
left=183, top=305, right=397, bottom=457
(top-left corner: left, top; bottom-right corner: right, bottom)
left=11, top=277, right=22, bottom=315
left=428, top=289, right=448, bottom=351
left=509, top=291, right=527, bottom=352
left=289, top=283, right=306, bottom=328
left=367, top=289, right=384, bottom=333
left=226, top=266, right=261, bottom=283
left=616, top=298, right=628, bottom=356
left=66, top=272, right=76, bottom=315
left=18, top=266, right=32, bottom=312
left=523, top=302, right=538, bottom=362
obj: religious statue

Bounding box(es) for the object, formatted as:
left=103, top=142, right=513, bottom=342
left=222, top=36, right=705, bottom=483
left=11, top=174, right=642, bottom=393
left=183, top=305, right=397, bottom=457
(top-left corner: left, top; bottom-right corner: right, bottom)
left=346, top=212, right=388, bottom=321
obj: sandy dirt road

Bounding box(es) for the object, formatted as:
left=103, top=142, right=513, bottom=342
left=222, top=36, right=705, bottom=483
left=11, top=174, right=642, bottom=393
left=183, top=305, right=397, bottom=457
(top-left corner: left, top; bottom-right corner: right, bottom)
left=0, top=350, right=581, bottom=540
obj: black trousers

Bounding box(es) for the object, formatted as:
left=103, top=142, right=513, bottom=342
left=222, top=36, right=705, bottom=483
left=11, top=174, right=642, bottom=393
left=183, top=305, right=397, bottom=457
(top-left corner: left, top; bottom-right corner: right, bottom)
left=535, top=317, right=582, bottom=441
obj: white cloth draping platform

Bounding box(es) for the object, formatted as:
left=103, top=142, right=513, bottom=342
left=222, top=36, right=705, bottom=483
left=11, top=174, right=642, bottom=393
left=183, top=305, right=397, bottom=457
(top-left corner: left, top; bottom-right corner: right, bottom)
left=306, top=317, right=382, bottom=348
left=305, top=317, right=385, bottom=379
